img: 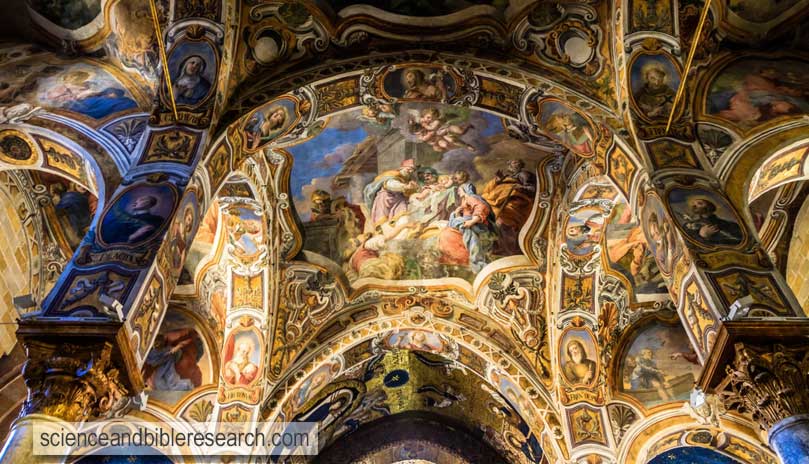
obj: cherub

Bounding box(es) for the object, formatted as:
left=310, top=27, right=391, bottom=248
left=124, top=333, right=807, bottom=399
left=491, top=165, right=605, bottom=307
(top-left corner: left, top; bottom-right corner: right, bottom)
left=408, top=107, right=476, bottom=153
left=359, top=102, right=397, bottom=127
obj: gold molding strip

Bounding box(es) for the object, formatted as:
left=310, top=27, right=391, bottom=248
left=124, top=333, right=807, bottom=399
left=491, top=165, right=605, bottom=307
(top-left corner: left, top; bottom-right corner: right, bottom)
left=148, top=0, right=179, bottom=121
left=665, top=0, right=712, bottom=134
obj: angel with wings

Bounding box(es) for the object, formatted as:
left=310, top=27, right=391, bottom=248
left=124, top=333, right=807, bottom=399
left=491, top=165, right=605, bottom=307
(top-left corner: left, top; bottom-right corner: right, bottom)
left=408, top=107, right=476, bottom=153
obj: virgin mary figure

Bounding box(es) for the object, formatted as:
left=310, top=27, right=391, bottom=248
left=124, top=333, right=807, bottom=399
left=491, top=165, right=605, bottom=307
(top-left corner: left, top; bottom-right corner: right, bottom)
left=438, top=183, right=497, bottom=272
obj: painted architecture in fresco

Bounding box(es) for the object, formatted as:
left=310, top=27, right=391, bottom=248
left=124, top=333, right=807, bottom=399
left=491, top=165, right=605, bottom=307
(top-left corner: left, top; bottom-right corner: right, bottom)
left=287, top=103, right=547, bottom=282
left=1, top=2, right=809, bottom=464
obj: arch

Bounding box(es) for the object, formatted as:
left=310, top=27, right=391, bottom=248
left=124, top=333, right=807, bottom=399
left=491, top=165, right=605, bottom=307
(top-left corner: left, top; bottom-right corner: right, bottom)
left=191, top=53, right=654, bottom=292
left=718, top=119, right=809, bottom=214
left=262, top=320, right=565, bottom=460
left=748, top=140, right=809, bottom=202
left=313, top=411, right=513, bottom=464
left=608, top=312, right=700, bottom=415
left=647, top=446, right=743, bottom=464
left=720, top=123, right=809, bottom=313
left=194, top=58, right=648, bottom=302
left=617, top=412, right=777, bottom=464
left=269, top=339, right=550, bottom=464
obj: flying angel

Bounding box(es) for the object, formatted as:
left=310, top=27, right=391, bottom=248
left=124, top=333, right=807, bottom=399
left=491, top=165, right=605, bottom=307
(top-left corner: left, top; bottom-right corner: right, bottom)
left=407, top=107, right=476, bottom=153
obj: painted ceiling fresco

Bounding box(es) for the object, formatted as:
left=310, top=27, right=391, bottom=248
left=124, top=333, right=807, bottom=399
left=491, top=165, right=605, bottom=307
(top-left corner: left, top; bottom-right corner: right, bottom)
left=0, top=56, right=144, bottom=122
left=285, top=104, right=551, bottom=284
left=3, top=1, right=809, bottom=464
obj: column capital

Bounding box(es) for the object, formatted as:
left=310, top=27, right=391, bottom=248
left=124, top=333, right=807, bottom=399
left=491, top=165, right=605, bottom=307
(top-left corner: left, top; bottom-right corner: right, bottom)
left=19, top=338, right=132, bottom=423
left=716, top=338, right=809, bottom=430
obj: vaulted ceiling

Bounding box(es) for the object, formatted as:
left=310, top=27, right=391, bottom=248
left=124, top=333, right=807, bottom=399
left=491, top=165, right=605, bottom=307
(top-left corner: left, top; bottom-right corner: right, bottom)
left=1, top=1, right=808, bottom=463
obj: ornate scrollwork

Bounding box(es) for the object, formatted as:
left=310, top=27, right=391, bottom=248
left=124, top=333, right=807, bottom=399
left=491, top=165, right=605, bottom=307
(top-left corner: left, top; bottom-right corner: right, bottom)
left=358, top=64, right=480, bottom=108
left=480, top=271, right=551, bottom=379
left=532, top=236, right=549, bottom=272
left=242, top=2, right=329, bottom=72
left=512, top=3, right=603, bottom=77
left=20, top=340, right=131, bottom=422
left=282, top=267, right=345, bottom=341
left=687, top=387, right=726, bottom=428
left=718, top=342, right=809, bottom=430
left=379, top=294, right=454, bottom=319
left=560, top=248, right=601, bottom=275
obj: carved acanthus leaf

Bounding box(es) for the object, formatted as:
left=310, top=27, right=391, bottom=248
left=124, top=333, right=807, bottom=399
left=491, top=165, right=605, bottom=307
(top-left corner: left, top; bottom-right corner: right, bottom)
left=718, top=342, right=809, bottom=430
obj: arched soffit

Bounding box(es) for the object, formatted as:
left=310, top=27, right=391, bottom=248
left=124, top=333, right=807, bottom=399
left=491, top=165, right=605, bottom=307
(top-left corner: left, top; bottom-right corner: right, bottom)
left=262, top=322, right=566, bottom=459
left=295, top=349, right=543, bottom=464
left=747, top=139, right=809, bottom=203
left=0, top=125, right=102, bottom=195
left=140, top=303, right=221, bottom=413
left=314, top=411, right=514, bottom=464
left=718, top=121, right=809, bottom=218
left=265, top=258, right=559, bottom=393
left=739, top=139, right=809, bottom=258
left=0, top=45, right=151, bottom=129
left=618, top=411, right=777, bottom=464
left=171, top=169, right=265, bottom=323
left=608, top=312, right=700, bottom=416
left=0, top=125, right=111, bottom=250
left=225, top=1, right=619, bottom=117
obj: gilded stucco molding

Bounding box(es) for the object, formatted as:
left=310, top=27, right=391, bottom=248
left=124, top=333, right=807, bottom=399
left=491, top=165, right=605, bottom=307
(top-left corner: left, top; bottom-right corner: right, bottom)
left=718, top=341, right=809, bottom=430
left=19, top=340, right=134, bottom=422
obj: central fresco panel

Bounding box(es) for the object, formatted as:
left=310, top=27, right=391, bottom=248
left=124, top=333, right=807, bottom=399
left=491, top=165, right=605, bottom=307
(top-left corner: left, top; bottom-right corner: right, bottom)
left=286, top=103, right=550, bottom=284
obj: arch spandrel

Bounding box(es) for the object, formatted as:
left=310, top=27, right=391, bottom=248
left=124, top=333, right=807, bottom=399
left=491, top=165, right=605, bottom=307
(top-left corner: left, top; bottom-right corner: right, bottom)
left=617, top=411, right=778, bottom=464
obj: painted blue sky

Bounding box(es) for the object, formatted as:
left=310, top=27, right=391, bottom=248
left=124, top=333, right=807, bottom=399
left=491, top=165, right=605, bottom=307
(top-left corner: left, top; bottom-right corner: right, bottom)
left=288, top=126, right=368, bottom=201
left=287, top=109, right=503, bottom=203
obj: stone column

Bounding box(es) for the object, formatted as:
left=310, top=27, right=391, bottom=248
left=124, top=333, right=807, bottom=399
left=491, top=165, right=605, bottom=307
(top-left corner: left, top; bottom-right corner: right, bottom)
left=718, top=341, right=809, bottom=464
left=0, top=339, right=131, bottom=463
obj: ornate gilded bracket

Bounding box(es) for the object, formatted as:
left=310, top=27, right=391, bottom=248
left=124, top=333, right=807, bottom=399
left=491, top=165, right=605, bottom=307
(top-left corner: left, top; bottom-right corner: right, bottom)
left=17, top=323, right=140, bottom=423
left=716, top=340, right=809, bottom=430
